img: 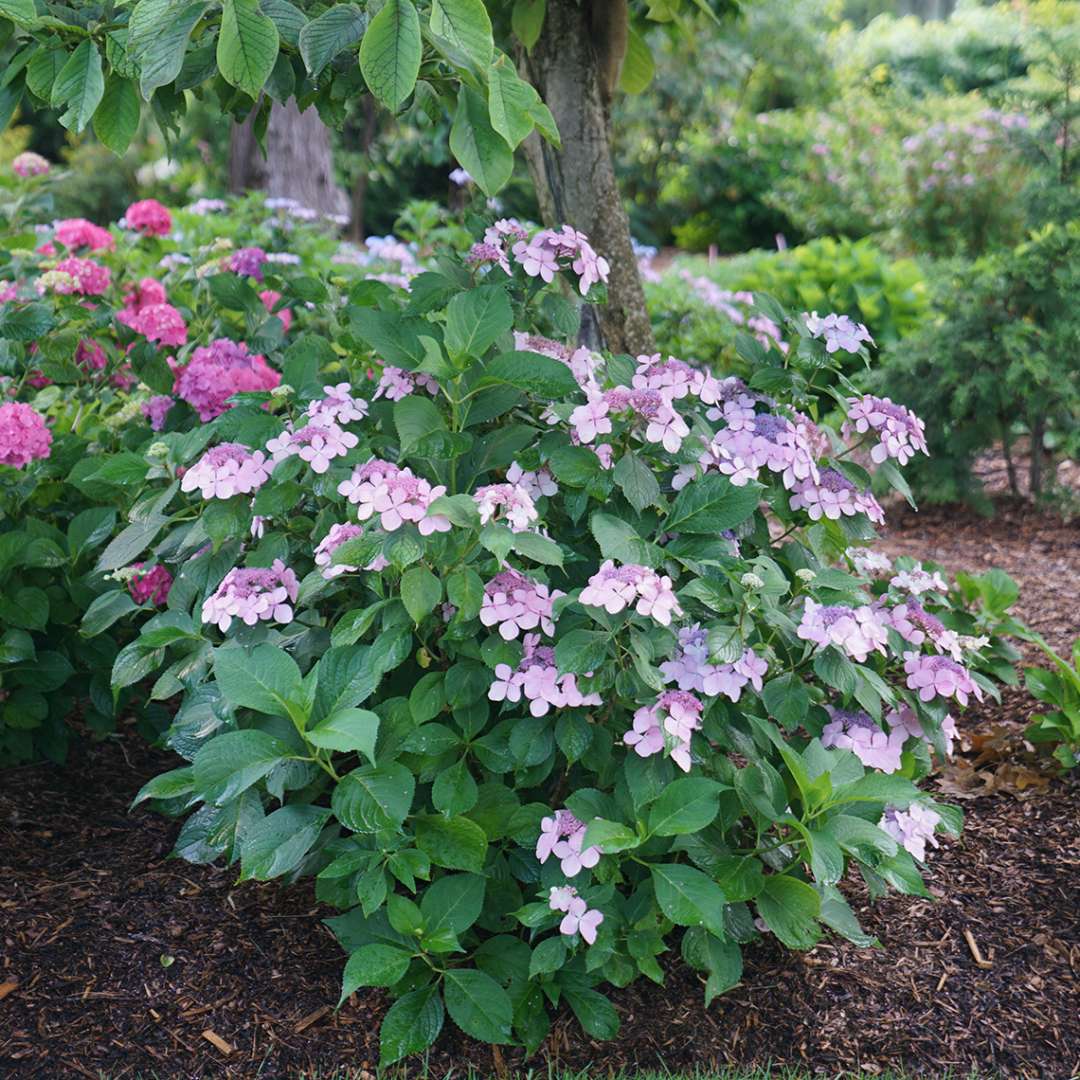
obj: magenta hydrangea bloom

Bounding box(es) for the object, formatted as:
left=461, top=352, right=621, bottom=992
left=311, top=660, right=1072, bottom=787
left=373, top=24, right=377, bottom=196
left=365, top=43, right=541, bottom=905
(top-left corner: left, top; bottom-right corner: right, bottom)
left=259, top=289, right=292, bottom=332
left=903, top=652, right=982, bottom=707
left=0, top=402, right=51, bottom=468
left=54, top=218, right=115, bottom=252
left=173, top=338, right=281, bottom=421
left=314, top=523, right=366, bottom=579
left=12, top=151, right=49, bottom=177
left=180, top=443, right=273, bottom=500
left=201, top=559, right=299, bottom=632
left=797, top=599, right=889, bottom=663
left=789, top=467, right=884, bottom=525
left=50, top=256, right=111, bottom=296
left=548, top=886, right=604, bottom=945
left=128, top=563, right=173, bottom=606
left=338, top=459, right=450, bottom=535
left=229, top=246, right=268, bottom=280
left=480, top=569, right=563, bottom=640
left=266, top=421, right=358, bottom=474
left=844, top=395, right=928, bottom=466
left=580, top=560, right=682, bottom=627
left=804, top=311, right=874, bottom=354
left=141, top=395, right=174, bottom=431
left=821, top=707, right=906, bottom=773
left=879, top=803, right=941, bottom=862
left=488, top=634, right=601, bottom=718
left=473, top=482, right=538, bottom=532
left=125, top=199, right=172, bottom=237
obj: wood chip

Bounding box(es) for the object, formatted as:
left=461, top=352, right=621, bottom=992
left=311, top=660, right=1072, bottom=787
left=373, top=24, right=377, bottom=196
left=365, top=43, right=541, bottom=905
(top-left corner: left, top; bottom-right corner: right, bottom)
left=964, top=927, right=993, bottom=969
left=293, top=1005, right=330, bottom=1033
left=0, top=979, right=18, bottom=1001
left=201, top=1029, right=234, bottom=1055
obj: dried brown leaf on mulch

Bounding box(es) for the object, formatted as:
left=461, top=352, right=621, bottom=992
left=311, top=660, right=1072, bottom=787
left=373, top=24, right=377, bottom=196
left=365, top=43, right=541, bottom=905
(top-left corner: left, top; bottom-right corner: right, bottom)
left=0, top=501, right=1078, bottom=1080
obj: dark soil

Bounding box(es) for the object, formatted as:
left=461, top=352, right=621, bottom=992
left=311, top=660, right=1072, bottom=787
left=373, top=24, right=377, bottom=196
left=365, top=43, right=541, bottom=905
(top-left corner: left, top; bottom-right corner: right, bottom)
left=1, top=500, right=1078, bottom=1080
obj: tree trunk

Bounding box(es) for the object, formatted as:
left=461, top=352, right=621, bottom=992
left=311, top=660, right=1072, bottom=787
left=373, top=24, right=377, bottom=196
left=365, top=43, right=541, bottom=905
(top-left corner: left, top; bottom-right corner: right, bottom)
left=1029, top=414, right=1046, bottom=497
left=518, top=0, right=654, bottom=356
left=229, top=101, right=350, bottom=220
left=350, top=96, right=379, bottom=243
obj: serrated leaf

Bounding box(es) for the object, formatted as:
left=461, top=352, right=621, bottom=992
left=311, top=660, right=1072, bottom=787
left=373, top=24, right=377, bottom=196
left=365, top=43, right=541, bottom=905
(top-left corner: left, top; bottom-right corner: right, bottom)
left=360, top=0, right=421, bottom=109
left=218, top=0, right=280, bottom=98
left=299, top=4, right=366, bottom=76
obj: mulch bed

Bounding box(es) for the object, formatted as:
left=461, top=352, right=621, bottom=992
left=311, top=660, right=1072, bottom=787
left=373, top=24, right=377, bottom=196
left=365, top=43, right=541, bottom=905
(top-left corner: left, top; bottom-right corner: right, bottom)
left=2, top=500, right=1079, bottom=1080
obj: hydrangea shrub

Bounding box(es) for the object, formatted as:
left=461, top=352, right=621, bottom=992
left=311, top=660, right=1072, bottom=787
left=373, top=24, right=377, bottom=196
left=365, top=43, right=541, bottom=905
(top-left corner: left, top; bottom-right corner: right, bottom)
left=110, top=214, right=1020, bottom=1064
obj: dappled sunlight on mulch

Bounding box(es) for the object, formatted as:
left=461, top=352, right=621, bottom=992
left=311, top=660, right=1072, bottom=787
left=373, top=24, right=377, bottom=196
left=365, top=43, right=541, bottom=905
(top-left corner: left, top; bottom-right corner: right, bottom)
left=0, top=499, right=1077, bottom=1079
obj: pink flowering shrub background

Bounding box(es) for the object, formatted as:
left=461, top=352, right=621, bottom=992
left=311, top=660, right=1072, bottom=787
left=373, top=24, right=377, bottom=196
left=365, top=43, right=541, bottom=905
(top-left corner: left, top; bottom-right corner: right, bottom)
left=0, top=172, right=1024, bottom=1061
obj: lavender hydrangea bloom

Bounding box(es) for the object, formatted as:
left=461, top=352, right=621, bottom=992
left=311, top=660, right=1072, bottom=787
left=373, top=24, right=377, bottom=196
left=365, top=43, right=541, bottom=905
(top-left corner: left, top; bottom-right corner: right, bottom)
left=821, top=707, right=906, bottom=773
left=201, top=559, right=298, bottom=632
left=879, top=803, right=942, bottom=862
left=804, top=311, right=875, bottom=354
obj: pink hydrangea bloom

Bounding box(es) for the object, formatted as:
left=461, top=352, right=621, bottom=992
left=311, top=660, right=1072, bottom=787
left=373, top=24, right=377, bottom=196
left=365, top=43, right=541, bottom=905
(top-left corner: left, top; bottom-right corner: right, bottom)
left=259, top=289, right=292, bottom=332
left=548, top=886, right=604, bottom=945
left=569, top=394, right=612, bottom=444
left=625, top=690, right=704, bottom=772
left=804, top=311, right=874, bottom=354
left=579, top=560, right=682, bottom=627
left=887, top=704, right=959, bottom=758
left=180, top=443, right=273, bottom=500
left=50, top=257, right=111, bottom=295
left=54, top=218, right=114, bottom=252
left=506, top=461, right=557, bottom=501
left=512, top=226, right=610, bottom=296
left=173, top=339, right=281, bottom=421
left=480, top=569, right=563, bottom=640
left=373, top=366, right=439, bottom=402
left=488, top=634, right=600, bottom=718
left=535, top=809, right=601, bottom=877
left=229, top=246, right=267, bottom=280
left=75, top=338, right=107, bottom=374
left=797, top=599, right=888, bottom=662
left=125, top=199, right=172, bottom=237
left=903, top=652, right=982, bottom=707
left=201, top=559, right=299, bottom=632
left=844, top=395, right=928, bottom=466
left=879, top=803, right=941, bottom=862
left=466, top=241, right=511, bottom=275
left=266, top=421, right=358, bottom=474
left=847, top=546, right=892, bottom=576
left=314, top=523, right=366, bottom=579
left=0, top=402, right=51, bottom=467
left=306, top=383, right=369, bottom=426
left=12, top=151, right=49, bottom=177
left=473, top=483, right=538, bottom=532
left=890, top=566, right=948, bottom=595
left=679, top=407, right=820, bottom=491
left=886, top=599, right=962, bottom=659
left=789, top=467, right=884, bottom=525
left=821, top=707, right=906, bottom=773
left=128, top=563, right=173, bottom=606
left=338, top=459, right=450, bottom=535
left=141, top=395, right=174, bottom=431
left=659, top=624, right=767, bottom=701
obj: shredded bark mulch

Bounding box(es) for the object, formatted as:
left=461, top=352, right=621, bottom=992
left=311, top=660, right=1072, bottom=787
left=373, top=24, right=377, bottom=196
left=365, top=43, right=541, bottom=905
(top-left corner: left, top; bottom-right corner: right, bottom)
left=1, top=500, right=1078, bottom=1080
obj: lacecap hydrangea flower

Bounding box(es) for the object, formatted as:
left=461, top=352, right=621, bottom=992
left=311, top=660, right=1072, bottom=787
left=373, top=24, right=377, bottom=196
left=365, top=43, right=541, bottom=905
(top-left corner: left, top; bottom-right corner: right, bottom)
left=548, top=886, right=603, bottom=944
left=314, top=523, right=367, bottom=579
left=624, top=690, right=704, bottom=772
left=338, top=459, right=451, bottom=535
left=181, top=443, right=273, bottom=500
left=659, top=625, right=767, bottom=702
left=903, top=652, right=982, bottom=707
left=579, top=560, right=682, bottom=626
left=536, top=809, right=601, bottom=877
left=879, top=803, right=942, bottom=862
left=488, top=634, right=601, bottom=718
left=480, top=569, right=563, bottom=640
left=201, top=559, right=298, bottom=632
left=804, top=311, right=874, bottom=354
left=797, top=598, right=889, bottom=663
left=266, top=421, right=359, bottom=474
left=821, top=707, right=907, bottom=773
left=844, top=395, right=928, bottom=466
